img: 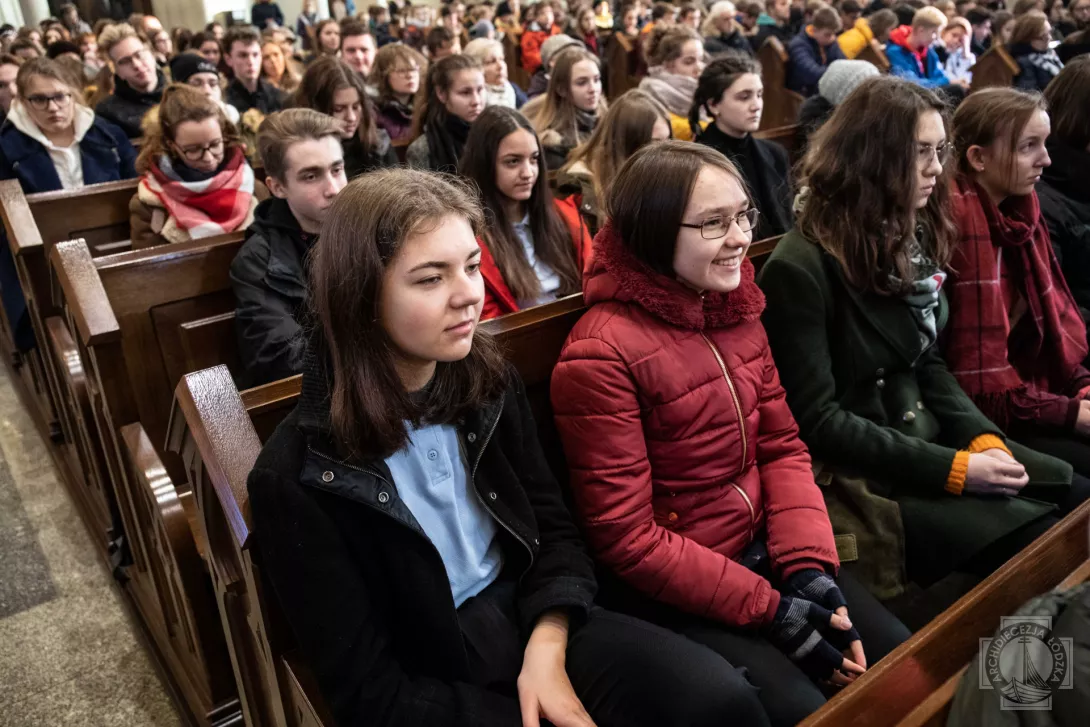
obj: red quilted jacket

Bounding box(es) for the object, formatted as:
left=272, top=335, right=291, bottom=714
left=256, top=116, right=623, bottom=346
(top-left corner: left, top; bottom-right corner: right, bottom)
left=551, top=224, right=839, bottom=628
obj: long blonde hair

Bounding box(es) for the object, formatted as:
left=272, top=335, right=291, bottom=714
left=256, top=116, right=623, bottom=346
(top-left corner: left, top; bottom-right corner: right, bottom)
left=527, top=48, right=607, bottom=143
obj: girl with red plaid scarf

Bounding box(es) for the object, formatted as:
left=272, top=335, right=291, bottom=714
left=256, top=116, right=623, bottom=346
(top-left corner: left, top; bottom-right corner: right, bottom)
left=946, top=87, right=1090, bottom=492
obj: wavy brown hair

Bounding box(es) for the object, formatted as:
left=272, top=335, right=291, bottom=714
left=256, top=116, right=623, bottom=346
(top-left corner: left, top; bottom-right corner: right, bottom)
left=135, top=84, right=241, bottom=174
left=308, top=168, right=507, bottom=459
left=797, top=76, right=955, bottom=295
left=1043, top=57, right=1090, bottom=150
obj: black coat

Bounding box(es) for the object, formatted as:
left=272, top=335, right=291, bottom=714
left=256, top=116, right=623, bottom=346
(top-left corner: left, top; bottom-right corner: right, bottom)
left=1009, top=43, right=1062, bottom=92
left=225, top=77, right=285, bottom=115
left=695, top=122, right=793, bottom=240
left=229, top=197, right=312, bottom=388
left=248, top=361, right=597, bottom=727
left=1039, top=142, right=1090, bottom=331
left=94, top=71, right=165, bottom=138
left=704, top=29, right=753, bottom=56
left=342, top=131, right=398, bottom=179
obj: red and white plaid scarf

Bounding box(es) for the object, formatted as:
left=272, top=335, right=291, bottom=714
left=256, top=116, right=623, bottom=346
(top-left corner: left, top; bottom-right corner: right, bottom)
left=139, top=146, right=255, bottom=240
left=944, top=178, right=1088, bottom=423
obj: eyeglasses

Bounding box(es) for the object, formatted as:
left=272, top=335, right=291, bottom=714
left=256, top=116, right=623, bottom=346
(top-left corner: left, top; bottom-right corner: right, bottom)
left=390, top=66, right=419, bottom=76
left=25, top=92, right=71, bottom=110
left=174, top=138, right=224, bottom=162
left=679, top=208, right=760, bottom=239
left=115, top=47, right=153, bottom=70
left=917, top=141, right=951, bottom=168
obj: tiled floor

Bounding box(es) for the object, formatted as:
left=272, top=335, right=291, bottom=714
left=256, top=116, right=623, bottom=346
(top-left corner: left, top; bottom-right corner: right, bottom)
left=0, top=364, right=182, bottom=726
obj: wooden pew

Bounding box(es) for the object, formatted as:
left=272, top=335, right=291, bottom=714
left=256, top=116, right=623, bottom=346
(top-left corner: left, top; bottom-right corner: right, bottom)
left=757, top=36, right=805, bottom=130
left=50, top=233, right=247, bottom=726
left=970, top=45, right=1020, bottom=92
left=163, top=237, right=786, bottom=727
left=502, top=30, right=530, bottom=96
left=856, top=40, right=891, bottom=73
left=0, top=178, right=140, bottom=562
left=754, top=123, right=801, bottom=165
left=803, top=503, right=1090, bottom=726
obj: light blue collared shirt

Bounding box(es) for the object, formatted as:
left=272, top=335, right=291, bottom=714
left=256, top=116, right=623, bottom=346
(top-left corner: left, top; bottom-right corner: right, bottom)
left=513, top=214, right=561, bottom=309
left=384, top=422, right=504, bottom=607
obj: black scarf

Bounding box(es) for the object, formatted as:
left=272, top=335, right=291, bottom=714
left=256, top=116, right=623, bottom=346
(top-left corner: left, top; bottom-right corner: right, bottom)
left=575, top=108, right=597, bottom=139
left=425, top=113, right=472, bottom=172
left=696, top=123, right=793, bottom=240
left=1041, top=142, right=1090, bottom=205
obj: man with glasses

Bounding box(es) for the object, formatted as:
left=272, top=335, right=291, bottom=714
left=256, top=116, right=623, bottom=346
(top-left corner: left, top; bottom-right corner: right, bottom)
left=224, top=25, right=285, bottom=116
left=94, top=22, right=165, bottom=138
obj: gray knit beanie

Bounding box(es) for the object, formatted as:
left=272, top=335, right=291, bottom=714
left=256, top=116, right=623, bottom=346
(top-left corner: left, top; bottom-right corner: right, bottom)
left=818, top=60, right=881, bottom=106
left=540, top=35, right=584, bottom=68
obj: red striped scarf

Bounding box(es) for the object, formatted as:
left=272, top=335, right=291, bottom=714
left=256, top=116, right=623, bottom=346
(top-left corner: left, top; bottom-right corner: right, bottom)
left=140, top=146, right=255, bottom=239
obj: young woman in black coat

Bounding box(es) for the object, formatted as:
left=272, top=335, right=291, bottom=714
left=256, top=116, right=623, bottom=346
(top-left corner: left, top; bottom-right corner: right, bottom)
left=691, top=54, right=792, bottom=240
left=1039, top=58, right=1090, bottom=334
left=247, top=167, right=771, bottom=727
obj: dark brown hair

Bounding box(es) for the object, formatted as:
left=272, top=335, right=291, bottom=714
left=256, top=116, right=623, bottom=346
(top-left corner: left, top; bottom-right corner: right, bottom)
left=136, top=83, right=241, bottom=174
left=798, top=76, right=955, bottom=295
left=606, top=140, right=749, bottom=276
left=291, top=56, right=379, bottom=150
left=1043, top=56, right=1090, bottom=150
left=223, top=25, right=260, bottom=56
left=313, top=19, right=340, bottom=56
left=1008, top=9, right=1049, bottom=44
left=460, top=106, right=581, bottom=301
left=411, top=53, right=481, bottom=140
left=308, top=168, right=507, bottom=458
left=645, top=25, right=701, bottom=66
left=952, top=86, right=1047, bottom=186
left=689, top=52, right=761, bottom=137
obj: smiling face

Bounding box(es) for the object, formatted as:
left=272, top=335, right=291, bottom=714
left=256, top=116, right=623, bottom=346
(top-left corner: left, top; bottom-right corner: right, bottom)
left=342, top=33, right=377, bottom=76
left=915, top=108, right=946, bottom=209
left=673, top=166, right=752, bottom=293
left=331, top=86, right=363, bottom=139
left=438, top=69, right=486, bottom=123
left=379, top=214, right=484, bottom=377
left=708, top=73, right=763, bottom=137
left=665, top=39, right=705, bottom=78
left=568, top=58, right=602, bottom=111
left=495, top=128, right=540, bottom=204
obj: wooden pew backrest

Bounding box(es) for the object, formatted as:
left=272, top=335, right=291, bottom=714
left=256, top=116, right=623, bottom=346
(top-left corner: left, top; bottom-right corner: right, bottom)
left=970, top=45, right=1020, bottom=93
left=757, top=37, right=805, bottom=130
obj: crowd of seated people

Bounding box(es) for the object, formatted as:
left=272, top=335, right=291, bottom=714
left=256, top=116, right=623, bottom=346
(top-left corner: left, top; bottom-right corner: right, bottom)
left=2, top=2, right=1090, bottom=726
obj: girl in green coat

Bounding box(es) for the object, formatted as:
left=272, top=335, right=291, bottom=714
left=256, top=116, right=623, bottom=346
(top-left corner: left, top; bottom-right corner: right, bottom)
left=758, top=77, right=1072, bottom=594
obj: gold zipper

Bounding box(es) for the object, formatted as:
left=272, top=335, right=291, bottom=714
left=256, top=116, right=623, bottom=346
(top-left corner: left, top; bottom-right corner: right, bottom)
left=700, top=333, right=757, bottom=535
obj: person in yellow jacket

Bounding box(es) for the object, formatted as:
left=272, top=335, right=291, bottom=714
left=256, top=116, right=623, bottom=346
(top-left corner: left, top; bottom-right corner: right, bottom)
left=837, top=9, right=898, bottom=58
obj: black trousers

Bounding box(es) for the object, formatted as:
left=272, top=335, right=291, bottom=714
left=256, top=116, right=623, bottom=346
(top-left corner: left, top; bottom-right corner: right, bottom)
left=459, top=578, right=771, bottom=727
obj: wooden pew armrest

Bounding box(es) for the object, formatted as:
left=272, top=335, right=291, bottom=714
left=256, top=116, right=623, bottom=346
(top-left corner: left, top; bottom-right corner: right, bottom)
left=0, top=179, right=44, bottom=254
left=50, top=239, right=120, bottom=346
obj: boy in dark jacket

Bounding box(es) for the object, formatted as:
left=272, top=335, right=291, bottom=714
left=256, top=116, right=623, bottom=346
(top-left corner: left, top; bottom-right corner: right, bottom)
left=251, top=0, right=285, bottom=29
left=787, top=6, right=845, bottom=96
left=230, top=109, right=347, bottom=387
left=94, top=22, right=164, bottom=138
left=224, top=25, right=285, bottom=115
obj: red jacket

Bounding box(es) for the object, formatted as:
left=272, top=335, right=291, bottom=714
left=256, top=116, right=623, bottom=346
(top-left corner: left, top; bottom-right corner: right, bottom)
left=479, top=196, right=592, bottom=320
left=551, top=224, right=838, bottom=628
left=520, top=23, right=560, bottom=75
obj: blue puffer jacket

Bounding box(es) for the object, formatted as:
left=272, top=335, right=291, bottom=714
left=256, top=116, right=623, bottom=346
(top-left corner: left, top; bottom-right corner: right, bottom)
left=886, top=25, right=950, bottom=89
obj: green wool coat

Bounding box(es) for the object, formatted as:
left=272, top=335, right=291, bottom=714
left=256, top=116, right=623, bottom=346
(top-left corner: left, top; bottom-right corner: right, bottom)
left=758, top=230, right=1065, bottom=576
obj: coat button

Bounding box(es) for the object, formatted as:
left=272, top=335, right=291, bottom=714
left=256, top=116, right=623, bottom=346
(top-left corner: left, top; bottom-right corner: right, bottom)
left=903, top=411, right=916, bottom=423
left=377, top=491, right=390, bottom=504
left=321, top=471, right=334, bottom=482
left=467, top=433, right=477, bottom=443
left=917, top=401, right=925, bottom=410
left=533, top=538, right=540, bottom=545
left=667, top=512, right=679, bottom=523
left=489, top=491, right=497, bottom=501
left=876, top=368, right=885, bottom=377
left=876, top=379, right=886, bottom=389
left=427, top=450, right=438, bottom=460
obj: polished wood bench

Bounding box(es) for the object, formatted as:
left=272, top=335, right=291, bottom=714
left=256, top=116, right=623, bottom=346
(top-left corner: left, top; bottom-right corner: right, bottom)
left=856, top=40, right=891, bottom=73
left=754, top=123, right=802, bottom=165
left=604, top=30, right=640, bottom=100
left=50, top=233, right=248, bottom=726
left=970, top=45, right=1020, bottom=92
left=758, top=37, right=805, bottom=130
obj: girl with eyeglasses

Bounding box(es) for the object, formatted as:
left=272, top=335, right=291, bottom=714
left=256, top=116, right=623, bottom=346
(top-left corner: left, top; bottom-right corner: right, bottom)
left=459, top=106, right=590, bottom=319
left=760, top=78, right=1075, bottom=637
left=551, top=139, right=911, bottom=727
left=370, top=43, right=426, bottom=146
left=943, top=88, right=1090, bottom=495
left=1007, top=11, right=1064, bottom=92
left=0, top=57, right=135, bottom=353
left=692, top=54, right=793, bottom=241
left=129, top=84, right=265, bottom=250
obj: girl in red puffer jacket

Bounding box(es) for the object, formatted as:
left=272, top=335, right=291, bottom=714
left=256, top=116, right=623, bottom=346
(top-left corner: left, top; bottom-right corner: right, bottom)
left=551, top=141, right=910, bottom=727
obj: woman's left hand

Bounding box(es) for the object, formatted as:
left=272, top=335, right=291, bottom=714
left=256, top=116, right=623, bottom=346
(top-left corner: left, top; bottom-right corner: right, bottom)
left=517, top=611, right=597, bottom=727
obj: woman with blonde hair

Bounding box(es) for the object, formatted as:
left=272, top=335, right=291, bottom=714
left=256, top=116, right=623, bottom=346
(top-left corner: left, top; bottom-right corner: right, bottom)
left=526, top=47, right=606, bottom=170
left=463, top=37, right=527, bottom=108
left=130, top=84, right=263, bottom=249
left=557, top=89, right=671, bottom=234
left=639, top=25, right=707, bottom=140
left=261, top=39, right=301, bottom=94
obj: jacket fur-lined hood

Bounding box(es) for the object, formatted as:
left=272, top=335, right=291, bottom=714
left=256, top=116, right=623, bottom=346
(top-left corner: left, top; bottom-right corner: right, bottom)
left=584, top=222, right=765, bottom=330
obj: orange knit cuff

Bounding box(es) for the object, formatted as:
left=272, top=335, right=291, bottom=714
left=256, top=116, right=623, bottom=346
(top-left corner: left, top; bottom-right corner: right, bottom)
left=946, top=451, right=969, bottom=496
left=967, top=434, right=1011, bottom=457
